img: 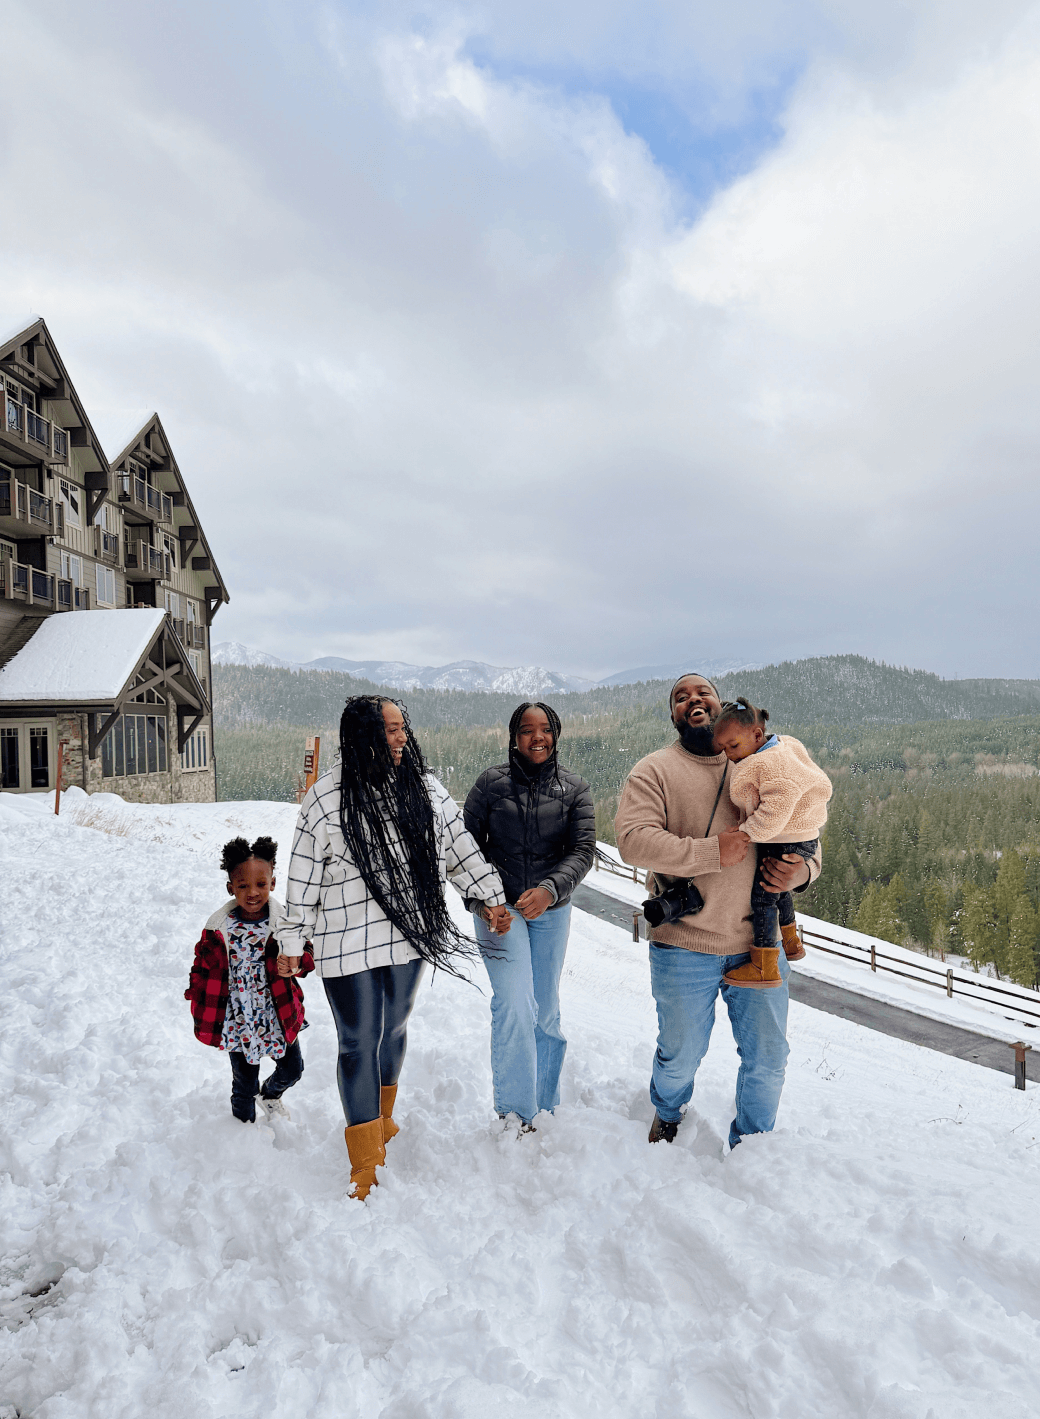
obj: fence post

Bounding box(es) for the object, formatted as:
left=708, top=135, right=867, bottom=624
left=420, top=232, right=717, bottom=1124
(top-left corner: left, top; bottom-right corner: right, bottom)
left=946, top=968, right=953, bottom=998
left=870, top=942, right=876, bottom=972
left=632, top=911, right=641, bottom=943
left=632, top=865, right=637, bottom=882
left=53, top=739, right=68, bottom=815
left=1011, top=1042, right=1031, bottom=1090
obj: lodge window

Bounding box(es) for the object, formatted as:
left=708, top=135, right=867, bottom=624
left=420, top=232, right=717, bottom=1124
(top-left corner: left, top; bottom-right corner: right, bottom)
left=0, top=722, right=52, bottom=790
left=100, top=714, right=168, bottom=778
left=58, top=479, right=81, bottom=527
left=181, top=727, right=208, bottom=772
left=95, top=563, right=116, bottom=606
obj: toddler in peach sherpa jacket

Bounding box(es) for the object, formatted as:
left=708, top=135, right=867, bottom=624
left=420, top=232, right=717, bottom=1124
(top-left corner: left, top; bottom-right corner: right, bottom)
left=711, top=698, right=832, bottom=991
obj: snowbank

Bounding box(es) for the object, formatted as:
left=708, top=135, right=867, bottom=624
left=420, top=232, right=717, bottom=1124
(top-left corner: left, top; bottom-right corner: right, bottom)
left=2, top=794, right=1040, bottom=1417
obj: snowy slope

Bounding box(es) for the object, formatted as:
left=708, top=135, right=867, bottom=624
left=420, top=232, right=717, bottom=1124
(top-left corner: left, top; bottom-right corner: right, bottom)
left=3, top=791, right=1040, bottom=1418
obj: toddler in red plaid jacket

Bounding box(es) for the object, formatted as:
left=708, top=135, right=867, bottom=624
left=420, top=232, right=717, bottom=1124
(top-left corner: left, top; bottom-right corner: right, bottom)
left=186, top=835, right=314, bottom=1124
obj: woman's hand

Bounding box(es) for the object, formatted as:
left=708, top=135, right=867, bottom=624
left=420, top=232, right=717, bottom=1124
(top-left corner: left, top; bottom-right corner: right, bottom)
left=718, top=827, right=751, bottom=867
left=515, top=887, right=554, bottom=921
left=759, top=855, right=811, bottom=894
left=276, top=954, right=302, bottom=977
left=482, top=904, right=513, bottom=934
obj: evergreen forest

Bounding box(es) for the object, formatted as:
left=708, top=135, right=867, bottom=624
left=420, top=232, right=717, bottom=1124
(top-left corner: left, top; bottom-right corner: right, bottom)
left=212, top=657, right=1040, bottom=987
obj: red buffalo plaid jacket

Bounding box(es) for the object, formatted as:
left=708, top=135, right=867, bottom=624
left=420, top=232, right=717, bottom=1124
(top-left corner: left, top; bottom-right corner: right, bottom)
left=185, top=897, right=315, bottom=1049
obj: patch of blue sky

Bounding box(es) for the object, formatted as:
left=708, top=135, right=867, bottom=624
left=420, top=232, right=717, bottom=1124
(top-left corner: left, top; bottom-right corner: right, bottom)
left=464, top=46, right=804, bottom=215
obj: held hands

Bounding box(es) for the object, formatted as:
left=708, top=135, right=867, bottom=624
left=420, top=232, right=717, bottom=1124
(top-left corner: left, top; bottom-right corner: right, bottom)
left=276, top=955, right=302, bottom=977
left=759, top=854, right=811, bottom=894
left=514, top=887, right=554, bottom=921
left=482, top=904, right=514, bottom=935
left=717, top=827, right=751, bottom=867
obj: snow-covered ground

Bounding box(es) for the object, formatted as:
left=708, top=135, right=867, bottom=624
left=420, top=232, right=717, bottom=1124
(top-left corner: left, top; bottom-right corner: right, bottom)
left=591, top=845, right=1040, bottom=1043
left=3, top=790, right=1040, bottom=1418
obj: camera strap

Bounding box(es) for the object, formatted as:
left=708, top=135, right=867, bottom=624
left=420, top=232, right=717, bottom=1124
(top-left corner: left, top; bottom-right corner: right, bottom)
left=703, top=762, right=729, bottom=838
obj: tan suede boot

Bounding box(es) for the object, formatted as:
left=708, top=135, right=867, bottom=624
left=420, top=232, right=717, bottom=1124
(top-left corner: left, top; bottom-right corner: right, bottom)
left=380, top=1084, right=400, bottom=1143
left=344, top=1119, right=386, bottom=1201
left=781, top=923, right=806, bottom=962
left=723, top=946, right=783, bottom=989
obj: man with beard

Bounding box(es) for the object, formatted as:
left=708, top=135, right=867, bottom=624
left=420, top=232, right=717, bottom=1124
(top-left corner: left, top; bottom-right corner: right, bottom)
left=614, top=673, right=821, bottom=1148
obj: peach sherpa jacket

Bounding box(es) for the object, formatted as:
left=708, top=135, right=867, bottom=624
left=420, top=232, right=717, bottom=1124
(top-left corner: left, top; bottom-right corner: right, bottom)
left=730, top=736, right=833, bottom=844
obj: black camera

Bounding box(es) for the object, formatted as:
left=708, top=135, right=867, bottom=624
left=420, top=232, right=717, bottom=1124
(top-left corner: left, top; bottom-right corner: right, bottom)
left=642, top=879, right=705, bottom=928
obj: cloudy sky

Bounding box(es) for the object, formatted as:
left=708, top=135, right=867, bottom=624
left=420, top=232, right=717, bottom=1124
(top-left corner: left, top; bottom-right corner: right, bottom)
left=2, top=0, right=1039, bottom=680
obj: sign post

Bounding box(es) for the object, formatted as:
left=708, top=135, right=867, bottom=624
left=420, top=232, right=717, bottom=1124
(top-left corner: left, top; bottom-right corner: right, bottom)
left=54, top=739, right=69, bottom=815
left=298, top=736, right=320, bottom=801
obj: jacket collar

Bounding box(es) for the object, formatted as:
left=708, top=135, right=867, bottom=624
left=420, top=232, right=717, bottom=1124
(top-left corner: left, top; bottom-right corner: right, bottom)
left=205, top=896, right=286, bottom=934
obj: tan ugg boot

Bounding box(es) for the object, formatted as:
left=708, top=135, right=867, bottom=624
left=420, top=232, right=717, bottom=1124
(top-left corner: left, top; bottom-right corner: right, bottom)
left=781, top=923, right=806, bottom=961
left=380, top=1084, right=400, bottom=1143
left=723, top=946, right=783, bottom=989
left=344, top=1119, right=386, bottom=1201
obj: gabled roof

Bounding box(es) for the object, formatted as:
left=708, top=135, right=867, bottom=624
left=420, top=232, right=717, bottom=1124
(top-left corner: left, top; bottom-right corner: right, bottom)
left=0, top=608, right=208, bottom=716
left=107, top=411, right=229, bottom=609
left=0, top=317, right=110, bottom=475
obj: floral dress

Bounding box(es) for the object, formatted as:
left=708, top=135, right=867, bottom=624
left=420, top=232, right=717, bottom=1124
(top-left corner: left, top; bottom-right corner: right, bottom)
left=220, top=909, right=287, bottom=1064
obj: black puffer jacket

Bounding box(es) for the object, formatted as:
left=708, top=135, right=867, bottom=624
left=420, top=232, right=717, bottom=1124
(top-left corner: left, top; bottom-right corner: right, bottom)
left=464, top=756, right=596, bottom=910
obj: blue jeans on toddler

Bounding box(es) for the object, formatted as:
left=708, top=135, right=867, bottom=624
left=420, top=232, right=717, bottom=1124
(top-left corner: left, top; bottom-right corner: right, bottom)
left=750, top=839, right=818, bottom=951
left=230, top=1040, right=304, bottom=1122
left=648, top=942, right=790, bottom=1149
left=473, top=904, right=572, bottom=1124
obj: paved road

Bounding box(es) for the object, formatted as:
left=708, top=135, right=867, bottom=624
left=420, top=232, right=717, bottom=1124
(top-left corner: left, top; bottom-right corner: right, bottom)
left=572, top=882, right=1024, bottom=1080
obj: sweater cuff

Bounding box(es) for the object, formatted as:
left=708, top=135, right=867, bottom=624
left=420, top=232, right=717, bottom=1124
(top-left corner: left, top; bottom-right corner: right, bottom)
left=537, top=878, right=559, bottom=905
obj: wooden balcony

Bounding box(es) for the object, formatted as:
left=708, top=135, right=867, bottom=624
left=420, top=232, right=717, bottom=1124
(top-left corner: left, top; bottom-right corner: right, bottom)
left=94, top=525, right=121, bottom=566
left=1, top=554, right=56, bottom=608
left=123, top=539, right=170, bottom=580
left=2, top=396, right=68, bottom=465
left=116, top=471, right=173, bottom=524
left=0, top=474, right=60, bottom=535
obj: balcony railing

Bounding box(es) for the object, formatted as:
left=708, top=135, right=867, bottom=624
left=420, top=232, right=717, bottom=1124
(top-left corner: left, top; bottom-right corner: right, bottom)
left=124, top=539, right=169, bottom=579
left=58, top=578, right=71, bottom=609
left=0, top=476, right=54, bottom=532
left=94, top=526, right=121, bottom=565
left=3, top=399, right=65, bottom=461
left=74, top=585, right=90, bottom=610
left=0, top=555, right=54, bottom=607
left=192, top=624, right=206, bottom=649
left=117, top=470, right=173, bottom=523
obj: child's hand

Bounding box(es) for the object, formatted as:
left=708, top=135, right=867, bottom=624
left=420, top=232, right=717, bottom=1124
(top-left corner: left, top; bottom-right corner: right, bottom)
left=276, top=954, right=302, bottom=977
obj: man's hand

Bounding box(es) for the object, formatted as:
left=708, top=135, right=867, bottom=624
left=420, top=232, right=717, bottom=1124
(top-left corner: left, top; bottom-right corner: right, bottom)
left=759, top=854, right=811, bottom=894
left=718, top=827, right=751, bottom=867
left=483, top=904, right=514, bottom=934
left=515, top=887, right=554, bottom=921
left=276, top=955, right=302, bottom=977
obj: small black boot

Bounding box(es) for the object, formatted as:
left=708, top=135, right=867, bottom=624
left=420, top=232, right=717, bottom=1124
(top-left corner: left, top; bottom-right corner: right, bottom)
left=648, top=1112, right=679, bottom=1144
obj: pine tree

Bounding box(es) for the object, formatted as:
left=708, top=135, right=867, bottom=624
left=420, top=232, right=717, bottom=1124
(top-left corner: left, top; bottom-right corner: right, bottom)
left=1008, top=896, right=1039, bottom=988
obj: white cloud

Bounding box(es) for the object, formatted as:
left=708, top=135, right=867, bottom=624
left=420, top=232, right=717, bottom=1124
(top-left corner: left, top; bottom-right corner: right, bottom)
left=1, top=0, right=1038, bottom=678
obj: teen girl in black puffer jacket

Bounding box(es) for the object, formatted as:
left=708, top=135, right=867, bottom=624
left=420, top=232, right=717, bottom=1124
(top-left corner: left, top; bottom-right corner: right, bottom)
left=464, top=702, right=595, bottom=1128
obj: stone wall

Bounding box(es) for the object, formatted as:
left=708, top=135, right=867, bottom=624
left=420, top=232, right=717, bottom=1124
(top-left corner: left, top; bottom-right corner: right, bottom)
left=65, top=711, right=216, bottom=804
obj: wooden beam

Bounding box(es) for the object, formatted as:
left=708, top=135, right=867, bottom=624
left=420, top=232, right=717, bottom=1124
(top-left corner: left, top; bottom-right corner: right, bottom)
left=69, top=427, right=90, bottom=446
left=177, top=709, right=204, bottom=754
left=87, top=487, right=106, bottom=524
left=88, top=704, right=124, bottom=759
left=191, top=556, right=211, bottom=571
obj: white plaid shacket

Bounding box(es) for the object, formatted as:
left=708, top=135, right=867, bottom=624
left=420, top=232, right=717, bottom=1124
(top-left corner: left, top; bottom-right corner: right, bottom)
left=277, top=767, right=505, bottom=977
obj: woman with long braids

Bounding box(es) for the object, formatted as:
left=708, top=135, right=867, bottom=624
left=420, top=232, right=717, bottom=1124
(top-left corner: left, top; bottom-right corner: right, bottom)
left=278, top=696, right=511, bottom=1199
left=464, top=703, right=596, bottom=1129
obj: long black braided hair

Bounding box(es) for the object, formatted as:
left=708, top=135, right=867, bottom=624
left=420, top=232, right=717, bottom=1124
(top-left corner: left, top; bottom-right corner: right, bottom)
left=337, top=695, right=473, bottom=974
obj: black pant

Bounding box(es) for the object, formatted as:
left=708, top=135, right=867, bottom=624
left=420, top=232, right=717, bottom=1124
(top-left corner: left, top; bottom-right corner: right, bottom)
left=750, top=840, right=818, bottom=952
left=229, top=1040, right=304, bottom=1122
left=323, top=960, right=426, bottom=1127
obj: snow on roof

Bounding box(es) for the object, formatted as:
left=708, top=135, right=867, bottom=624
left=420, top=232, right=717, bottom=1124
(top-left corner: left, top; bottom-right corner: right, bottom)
left=0, top=609, right=166, bottom=703
left=0, top=313, right=42, bottom=351
left=91, top=411, right=157, bottom=467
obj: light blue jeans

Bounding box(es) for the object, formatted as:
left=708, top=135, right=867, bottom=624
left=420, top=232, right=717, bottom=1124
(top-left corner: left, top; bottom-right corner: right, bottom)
left=473, top=904, right=572, bottom=1124
left=648, top=942, right=791, bottom=1149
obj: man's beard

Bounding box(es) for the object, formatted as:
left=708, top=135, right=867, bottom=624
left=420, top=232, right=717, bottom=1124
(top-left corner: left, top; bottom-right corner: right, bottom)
left=678, top=720, right=717, bottom=756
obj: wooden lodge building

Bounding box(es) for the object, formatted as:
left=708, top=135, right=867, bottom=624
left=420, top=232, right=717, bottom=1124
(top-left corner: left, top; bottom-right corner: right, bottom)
left=0, top=318, right=228, bottom=803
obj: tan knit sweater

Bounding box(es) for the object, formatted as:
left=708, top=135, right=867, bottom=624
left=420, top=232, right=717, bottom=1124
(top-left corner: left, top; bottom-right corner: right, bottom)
left=729, top=736, right=832, bottom=844
left=614, top=739, right=822, bottom=956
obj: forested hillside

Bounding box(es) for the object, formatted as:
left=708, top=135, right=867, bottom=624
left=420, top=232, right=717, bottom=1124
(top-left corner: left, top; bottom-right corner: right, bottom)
left=213, top=654, right=1040, bottom=733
